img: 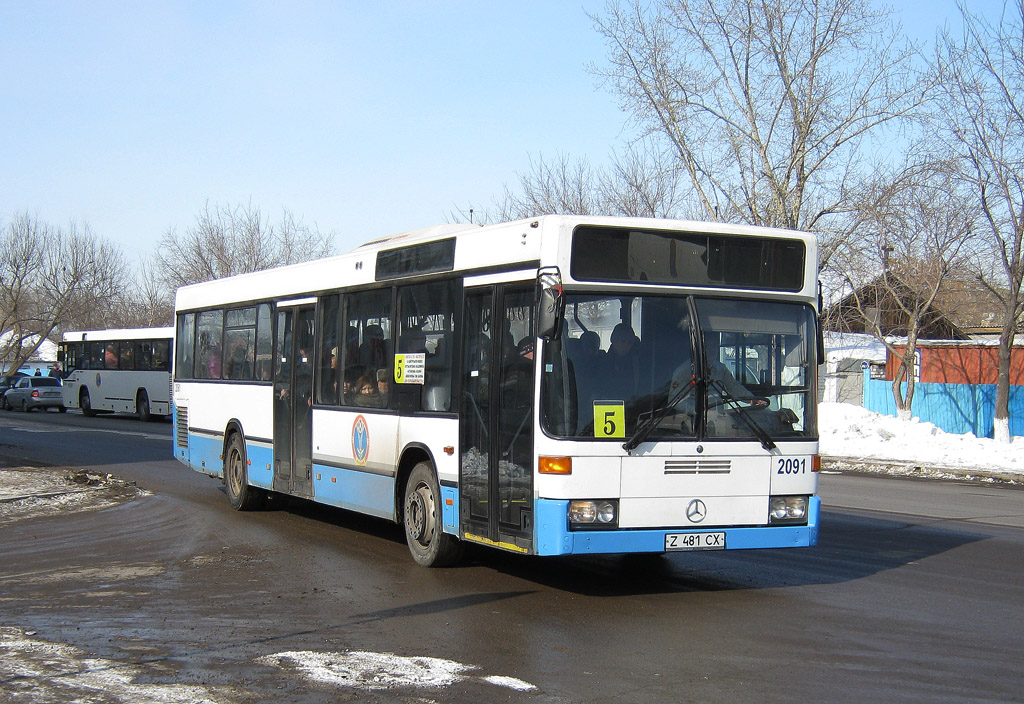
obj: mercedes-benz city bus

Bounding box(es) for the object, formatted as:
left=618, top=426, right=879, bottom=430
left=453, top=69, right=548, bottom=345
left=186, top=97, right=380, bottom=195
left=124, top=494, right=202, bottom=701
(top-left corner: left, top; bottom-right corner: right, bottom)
left=60, top=327, right=173, bottom=421
left=172, top=216, right=821, bottom=566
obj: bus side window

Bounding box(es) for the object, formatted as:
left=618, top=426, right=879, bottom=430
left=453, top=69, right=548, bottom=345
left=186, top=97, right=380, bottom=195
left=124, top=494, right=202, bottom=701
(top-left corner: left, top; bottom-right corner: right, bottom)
left=87, top=341, right=104, bottom=370
left=134, top=342, right=152, bottom=370
left=195, top=310, right=224, bottom=380
left=118, top=342, right=134, bottom=370
left=176, top=313, right=196, bottom=379
left=318, top=294, right=340, bottom=405
left=255, top=303, right=273, bottom=382
left=397, top=280, right=456, bottom=412
left=341, top=289, right=392, bottom=408
left=153, top=340, right=171, bottom=372
left=223, top=307, right=257, bottom=381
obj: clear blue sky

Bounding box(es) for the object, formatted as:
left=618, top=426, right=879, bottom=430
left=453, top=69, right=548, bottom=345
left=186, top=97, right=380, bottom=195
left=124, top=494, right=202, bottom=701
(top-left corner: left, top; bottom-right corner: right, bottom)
left=0, top=1, right=1005, bottom=262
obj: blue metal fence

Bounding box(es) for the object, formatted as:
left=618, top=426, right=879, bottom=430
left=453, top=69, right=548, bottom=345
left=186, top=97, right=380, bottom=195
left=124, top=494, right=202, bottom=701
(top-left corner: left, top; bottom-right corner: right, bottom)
left=862, top=370, right=1024, bottom=438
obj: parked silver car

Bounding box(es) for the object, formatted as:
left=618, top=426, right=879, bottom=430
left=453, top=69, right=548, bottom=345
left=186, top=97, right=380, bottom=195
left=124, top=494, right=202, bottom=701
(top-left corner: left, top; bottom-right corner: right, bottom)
left=2, top=376, right=65, bottom=412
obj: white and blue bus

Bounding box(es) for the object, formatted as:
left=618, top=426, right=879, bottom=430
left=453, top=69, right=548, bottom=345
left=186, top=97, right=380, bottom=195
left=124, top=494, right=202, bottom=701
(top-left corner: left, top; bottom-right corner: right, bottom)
left=172, top=216, right=821, bottom=566
left=60, top=327, right=174, bottom=421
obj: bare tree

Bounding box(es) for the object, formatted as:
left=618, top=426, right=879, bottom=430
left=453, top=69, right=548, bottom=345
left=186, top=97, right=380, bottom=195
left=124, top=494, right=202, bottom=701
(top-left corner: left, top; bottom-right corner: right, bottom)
left=933, top=0, right=1024, bottom=442
left=123, top=259, right=175, bottom=327
left=468, top=145, right=685, bottom=224
left=831, top=164, right=978, bottom=419
left=493, top=153, right=605, bottom=221
left=1, top=214, right=129, bottom=372
left=599, top=144, right=686, bottom=218
left=153, top=201, right=334, bottom=290
left=591, top=0, right=929, bottom=264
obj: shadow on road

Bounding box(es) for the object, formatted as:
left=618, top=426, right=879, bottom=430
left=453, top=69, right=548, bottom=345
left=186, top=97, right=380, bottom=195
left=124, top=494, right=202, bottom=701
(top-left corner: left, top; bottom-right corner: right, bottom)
left=462, top=508, right=989, bottom=596
left=228, top=491, right=991, bottom=597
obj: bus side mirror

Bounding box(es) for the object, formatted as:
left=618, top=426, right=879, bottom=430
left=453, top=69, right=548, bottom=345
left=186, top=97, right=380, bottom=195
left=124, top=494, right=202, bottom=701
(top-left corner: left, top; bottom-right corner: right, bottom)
left=536, top=267, right=565, bottom=342
left=56, top=350, right=65, bottom=362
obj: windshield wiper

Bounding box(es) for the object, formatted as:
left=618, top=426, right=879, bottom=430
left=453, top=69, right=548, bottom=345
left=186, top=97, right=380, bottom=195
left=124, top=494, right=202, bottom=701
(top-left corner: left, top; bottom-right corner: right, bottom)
left=707, top=379, right=777, bottom=452
left=623, top=376, right=697, bottom=452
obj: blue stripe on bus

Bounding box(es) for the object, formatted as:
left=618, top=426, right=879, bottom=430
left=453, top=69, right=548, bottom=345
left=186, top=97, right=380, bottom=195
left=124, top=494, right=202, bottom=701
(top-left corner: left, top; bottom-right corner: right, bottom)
left=245, top=442, right=274, bottom=490
left=186, top=433, right=224, bottom=478
left=177, top=427, right=819, bottom=557
left=441, top=485, right=457, bottom=535
left=534, top=495, right=820, bottom=556
left=311, top=463, right=396, bottom=520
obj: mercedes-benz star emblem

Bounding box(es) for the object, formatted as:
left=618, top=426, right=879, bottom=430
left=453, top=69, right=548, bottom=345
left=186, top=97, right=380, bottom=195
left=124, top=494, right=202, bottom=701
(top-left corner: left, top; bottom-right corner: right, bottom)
left=686, top=499, right=708, bottom=523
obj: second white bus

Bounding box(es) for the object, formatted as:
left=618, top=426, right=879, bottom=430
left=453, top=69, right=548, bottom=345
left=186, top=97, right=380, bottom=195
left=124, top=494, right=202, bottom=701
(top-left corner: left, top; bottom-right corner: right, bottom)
left=60, top=327, right=174, bottom=420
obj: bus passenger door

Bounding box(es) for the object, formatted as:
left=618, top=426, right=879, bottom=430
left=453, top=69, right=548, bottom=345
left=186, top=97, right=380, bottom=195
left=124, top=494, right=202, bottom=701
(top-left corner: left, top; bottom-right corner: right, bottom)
left=273, top=305, right=315, bottom=497
left=459, top=284, right=535, bottom=552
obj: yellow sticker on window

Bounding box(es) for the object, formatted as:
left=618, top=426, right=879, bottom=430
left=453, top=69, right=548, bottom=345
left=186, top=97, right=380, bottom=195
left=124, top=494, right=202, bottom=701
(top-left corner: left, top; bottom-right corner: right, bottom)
left=394, top=353, right=425, bottom=384
left=593, top=400, right=625, bottom=438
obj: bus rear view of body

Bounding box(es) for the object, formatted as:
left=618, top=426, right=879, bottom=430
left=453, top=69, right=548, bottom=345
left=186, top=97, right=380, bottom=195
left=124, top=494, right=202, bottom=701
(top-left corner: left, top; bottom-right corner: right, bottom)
left=172, top=216, right=820, bottom=566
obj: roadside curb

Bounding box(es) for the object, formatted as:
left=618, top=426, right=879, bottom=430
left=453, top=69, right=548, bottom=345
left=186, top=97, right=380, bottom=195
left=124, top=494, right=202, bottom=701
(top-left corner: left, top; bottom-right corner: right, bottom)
left=821, top=455, right=1023, bottom=485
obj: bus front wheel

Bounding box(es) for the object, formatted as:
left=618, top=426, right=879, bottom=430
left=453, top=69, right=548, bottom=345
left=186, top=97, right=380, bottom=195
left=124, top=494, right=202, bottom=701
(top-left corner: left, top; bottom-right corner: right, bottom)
left=403, top=462, right=462, bottom=567
left=224, top=433, right=264, bottom=511
left=80, top=390, right=95, bottom=417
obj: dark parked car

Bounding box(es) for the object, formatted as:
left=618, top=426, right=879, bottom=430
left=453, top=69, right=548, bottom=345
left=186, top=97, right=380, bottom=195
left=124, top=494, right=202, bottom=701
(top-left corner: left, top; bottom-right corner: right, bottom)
left=2, top=376, right=64, bottom=412
left=0, top=372, right=28, bottom=397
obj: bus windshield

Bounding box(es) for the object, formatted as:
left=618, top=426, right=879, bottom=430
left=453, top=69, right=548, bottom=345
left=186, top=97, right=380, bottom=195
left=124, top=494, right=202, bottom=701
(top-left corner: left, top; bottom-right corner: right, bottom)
left=541, top=294, right=817, bottom=442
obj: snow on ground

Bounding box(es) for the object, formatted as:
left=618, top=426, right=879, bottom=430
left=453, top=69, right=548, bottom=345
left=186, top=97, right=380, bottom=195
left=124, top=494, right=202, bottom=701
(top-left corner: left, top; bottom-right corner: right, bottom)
left=819, top=401, right=1024, bottom=477
left=0, top=467, right=147, bottom=523
left=0, top=627, right=239, bottom=704
left=0, top=630, right=537, bottom=702
left=258, top=650, right=536, bottom=692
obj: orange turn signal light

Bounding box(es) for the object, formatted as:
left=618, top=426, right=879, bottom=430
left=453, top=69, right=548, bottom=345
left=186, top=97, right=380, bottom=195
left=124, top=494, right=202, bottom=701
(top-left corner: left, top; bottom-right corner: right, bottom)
left=539, top=456, right=572, bottom=475
left=812, top=455, right=821, bottom=472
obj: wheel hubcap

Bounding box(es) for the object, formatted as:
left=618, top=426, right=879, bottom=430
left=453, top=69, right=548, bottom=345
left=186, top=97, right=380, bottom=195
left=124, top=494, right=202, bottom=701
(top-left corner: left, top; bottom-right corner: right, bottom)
left=406, top=485, right=434, bottom=545
left=228, top=451, right=241, bottom=493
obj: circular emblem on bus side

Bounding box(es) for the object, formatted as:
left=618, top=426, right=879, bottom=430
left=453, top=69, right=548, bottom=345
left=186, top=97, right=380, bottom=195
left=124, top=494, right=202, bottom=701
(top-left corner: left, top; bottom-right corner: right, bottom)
left=95, top=373, right=102, bottom=387
left=352, top=415, right=369, bottom=466
left=686, top=499, right=707, bottom=523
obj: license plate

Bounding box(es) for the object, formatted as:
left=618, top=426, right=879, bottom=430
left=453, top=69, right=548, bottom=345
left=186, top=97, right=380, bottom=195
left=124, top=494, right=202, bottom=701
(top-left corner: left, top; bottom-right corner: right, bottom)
left=665, top=532, right=726, bottom=551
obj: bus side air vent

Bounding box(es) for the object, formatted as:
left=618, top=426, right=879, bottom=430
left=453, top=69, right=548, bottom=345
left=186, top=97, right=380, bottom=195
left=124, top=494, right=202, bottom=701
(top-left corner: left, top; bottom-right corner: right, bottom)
left=176, top=408, right=189, bottom=449
left=664, top=459, right=731, bottom=475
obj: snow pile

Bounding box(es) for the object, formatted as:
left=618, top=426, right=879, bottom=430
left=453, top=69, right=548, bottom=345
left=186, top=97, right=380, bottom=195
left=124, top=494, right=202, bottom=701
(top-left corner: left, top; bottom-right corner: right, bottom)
left=819, top=402, right=1024, bottom=474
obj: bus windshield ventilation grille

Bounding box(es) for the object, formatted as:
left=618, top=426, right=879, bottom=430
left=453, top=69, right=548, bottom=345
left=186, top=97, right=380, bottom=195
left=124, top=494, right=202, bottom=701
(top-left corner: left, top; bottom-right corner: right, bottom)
left=663, top=459, right=731, bottom=475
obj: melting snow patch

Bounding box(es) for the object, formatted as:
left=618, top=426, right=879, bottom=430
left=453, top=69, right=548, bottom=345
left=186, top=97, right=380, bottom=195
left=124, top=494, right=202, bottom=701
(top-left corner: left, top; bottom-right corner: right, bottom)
left=482, top=674, right=537, bottom=691
left=259, top=649, right=535, bottom=692
left=0, top=627, right=236, bottom=703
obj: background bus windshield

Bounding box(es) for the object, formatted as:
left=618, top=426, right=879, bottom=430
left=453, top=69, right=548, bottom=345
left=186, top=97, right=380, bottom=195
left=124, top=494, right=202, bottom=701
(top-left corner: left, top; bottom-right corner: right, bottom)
left=541, top=294, right=817, bottom=442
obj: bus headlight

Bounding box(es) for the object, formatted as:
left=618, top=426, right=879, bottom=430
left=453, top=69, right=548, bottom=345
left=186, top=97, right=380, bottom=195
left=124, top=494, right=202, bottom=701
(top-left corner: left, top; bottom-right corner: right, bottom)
left=769, top=496, right=809, bottom=524
left=569, top=500, right=618, bottom=529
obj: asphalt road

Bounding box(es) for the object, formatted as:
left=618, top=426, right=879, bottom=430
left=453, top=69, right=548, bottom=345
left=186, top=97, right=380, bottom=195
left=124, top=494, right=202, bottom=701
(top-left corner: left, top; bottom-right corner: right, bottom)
left=1, top=409, right=1022, bottom=703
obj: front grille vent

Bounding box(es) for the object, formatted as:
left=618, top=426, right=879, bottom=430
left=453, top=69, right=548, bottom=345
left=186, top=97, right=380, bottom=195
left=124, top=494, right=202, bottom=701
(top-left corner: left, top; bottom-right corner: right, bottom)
left=664, top=459, right=731, bottom=475
left=176, top=407, right=189, bottom=449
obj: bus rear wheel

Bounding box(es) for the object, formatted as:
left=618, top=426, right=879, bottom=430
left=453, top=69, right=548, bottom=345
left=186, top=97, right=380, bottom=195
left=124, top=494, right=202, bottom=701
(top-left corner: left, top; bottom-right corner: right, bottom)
left=403, top=462, right=462, bottom=567
left=137, top=390, right=151, bottom=422
left=224, top=433, right=264, bottom=511
left=80, top=389, right=95, bottom=417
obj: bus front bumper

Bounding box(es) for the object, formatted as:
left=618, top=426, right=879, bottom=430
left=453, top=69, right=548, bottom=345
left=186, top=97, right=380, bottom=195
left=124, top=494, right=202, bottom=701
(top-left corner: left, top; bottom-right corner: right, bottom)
left=534, top=496, right=820, bottom=556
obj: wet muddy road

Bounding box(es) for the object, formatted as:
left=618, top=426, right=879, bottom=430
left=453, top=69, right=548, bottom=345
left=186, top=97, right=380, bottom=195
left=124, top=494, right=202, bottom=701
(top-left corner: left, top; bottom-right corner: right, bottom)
left=1, top=411, right=1023, bottom=703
